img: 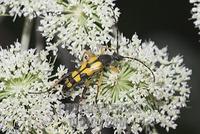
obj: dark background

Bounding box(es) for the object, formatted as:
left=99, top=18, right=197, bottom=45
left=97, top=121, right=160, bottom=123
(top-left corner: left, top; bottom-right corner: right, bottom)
left=0, top=0, right=200, bottom=134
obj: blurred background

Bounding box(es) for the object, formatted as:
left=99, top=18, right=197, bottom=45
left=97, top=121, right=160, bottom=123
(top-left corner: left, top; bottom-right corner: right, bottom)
left=0, top=0, right=200, bottom=134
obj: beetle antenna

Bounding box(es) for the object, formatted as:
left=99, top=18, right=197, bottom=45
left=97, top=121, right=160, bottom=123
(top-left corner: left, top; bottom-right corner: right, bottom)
left=123, top=56, right=156, bottom=82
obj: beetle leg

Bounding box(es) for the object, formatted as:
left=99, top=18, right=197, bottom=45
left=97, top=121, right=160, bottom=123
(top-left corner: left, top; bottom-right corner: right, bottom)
left=95, top=71, right=104, bottom=103
left=81, top=79, right=92, bottom=99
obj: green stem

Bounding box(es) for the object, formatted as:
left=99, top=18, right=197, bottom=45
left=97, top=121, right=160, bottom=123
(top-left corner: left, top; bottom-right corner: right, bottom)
left=21, top=17, right=33, bottom=50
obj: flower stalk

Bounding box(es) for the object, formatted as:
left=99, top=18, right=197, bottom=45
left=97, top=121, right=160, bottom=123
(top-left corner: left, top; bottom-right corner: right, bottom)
left=21, top=18, right=33, bottom=50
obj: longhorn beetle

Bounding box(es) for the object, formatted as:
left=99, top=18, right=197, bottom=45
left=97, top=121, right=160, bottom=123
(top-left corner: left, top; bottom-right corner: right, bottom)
left=29, top=33, right=155, bottom=101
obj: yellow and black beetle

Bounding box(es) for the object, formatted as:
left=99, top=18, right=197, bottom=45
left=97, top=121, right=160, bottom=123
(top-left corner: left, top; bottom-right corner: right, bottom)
left=29, top=30, right=155, bottom=101
left=55, top=51, right=125, bottom=90
left=29, top=46, right=155, bottom=101
left=50, top=48, right=155, bottom=99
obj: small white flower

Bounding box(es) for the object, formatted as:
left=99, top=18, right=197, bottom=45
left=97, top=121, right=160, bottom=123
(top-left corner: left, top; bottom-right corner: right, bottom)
left=190, top=0, right=200, bottom=33
left=0, top=4, right=7, bottom=15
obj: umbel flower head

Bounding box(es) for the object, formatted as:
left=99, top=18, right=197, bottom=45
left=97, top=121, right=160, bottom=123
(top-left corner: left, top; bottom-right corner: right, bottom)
left=76, top=34, right=192, bottom=134
left=0, top=0, right=63, bottom=19
left=0, top=0, right=120, bottom=57
left=190, top=0, right=200, bottom=33
left=0, top=42, right=75, bottom=133
left=39, top=0, right=120, bottom=58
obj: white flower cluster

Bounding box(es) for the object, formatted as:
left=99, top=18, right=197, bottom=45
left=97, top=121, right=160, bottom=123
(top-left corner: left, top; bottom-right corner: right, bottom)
left=0, top=0, right=192, bottom=133
left=39, top=0, right=120, bottom=58
left=75, top=34, right=191, bottom=134
left=0, top=0, right=119, bottom=58
left=190, top=0, right=200, bottom=33
left=0, top=0, right=63, bottom=19
left=0, top=42, right=75, bottom=133
left=44, top=105, right=82, bottom=134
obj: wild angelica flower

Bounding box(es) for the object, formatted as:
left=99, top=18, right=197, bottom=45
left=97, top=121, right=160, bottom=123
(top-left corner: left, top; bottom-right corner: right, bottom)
left=190, top=0, right=200, bottom=33
left=0, top=0, right=63, bottom=19
left=39, top=0, right=120, bottom=58
left=0, top=42, right=74, bottom=133
left=44, top=106, right=82, bottom=134
left=0, top=0, right=120, bottom=58
left=77, top=34, right=191, bottom=134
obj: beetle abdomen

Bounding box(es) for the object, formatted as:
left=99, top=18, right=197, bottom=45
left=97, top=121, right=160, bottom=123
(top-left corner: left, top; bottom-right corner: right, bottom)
left=64, top=60, right=103, bottom=89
